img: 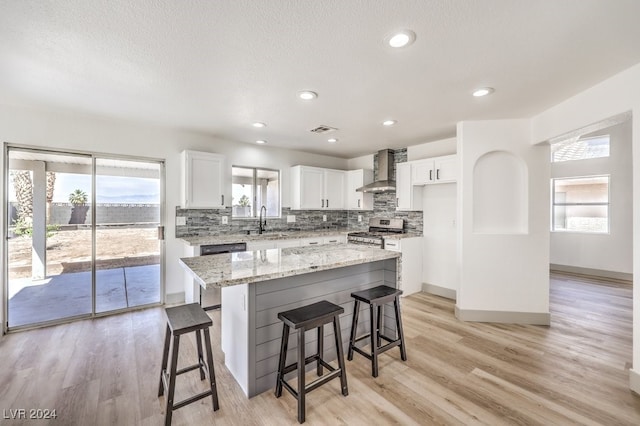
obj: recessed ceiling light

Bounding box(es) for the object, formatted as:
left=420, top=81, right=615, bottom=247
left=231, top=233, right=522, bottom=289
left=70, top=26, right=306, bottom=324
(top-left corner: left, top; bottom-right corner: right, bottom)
left=298, top=91, right=318, bottom=100
left=387, top=30, right=416, bottom=48
left=327, top=138, right=338, bottom=143
left=472, top=87, right=495, bottom=97
left=256, top=140, right=267, bottom=144
left=382, top=120, right=397, bottom=127
left=252, top=122, right=266, bottom=128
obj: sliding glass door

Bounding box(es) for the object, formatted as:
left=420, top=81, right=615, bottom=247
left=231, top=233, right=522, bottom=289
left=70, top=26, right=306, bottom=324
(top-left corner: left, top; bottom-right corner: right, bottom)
left=4, top=146, right=164, bottom=330
left=95, top=157, right=162, bottom=313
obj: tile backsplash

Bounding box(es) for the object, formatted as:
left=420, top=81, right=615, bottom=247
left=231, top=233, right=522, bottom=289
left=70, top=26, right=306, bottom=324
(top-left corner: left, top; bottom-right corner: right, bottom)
left=175, top=147, right=423, bottom=238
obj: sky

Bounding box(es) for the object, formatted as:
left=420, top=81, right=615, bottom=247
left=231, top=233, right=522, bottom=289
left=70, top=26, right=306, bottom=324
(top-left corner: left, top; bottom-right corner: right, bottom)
left=9, top=173, right=160, bottom=203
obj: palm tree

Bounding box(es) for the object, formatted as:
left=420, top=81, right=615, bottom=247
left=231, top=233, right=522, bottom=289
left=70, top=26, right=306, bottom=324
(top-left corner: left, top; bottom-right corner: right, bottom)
left=10, top=170, right=33, bottom=223
left=68, top=189, right=89, bottom=224
left=46, top=171, right=56, bottom=224
left=68, top=189, right=88, bottom=206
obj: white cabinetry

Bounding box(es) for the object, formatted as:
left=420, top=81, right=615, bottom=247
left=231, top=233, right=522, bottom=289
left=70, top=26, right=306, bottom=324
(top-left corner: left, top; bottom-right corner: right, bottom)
left=181, top=150, right=227, bottom=208
left=412, top=155, right=457, bottom=185
left=396, top=162, right=423, bottom=211
left=383, top=237, right=423, bottom=296
left=290, top=166, right=346, bottom=210
left=346, top=169, right=374, bottom=210
left=245, top=241, right=277, bottom=251
left=323, top=234, right=346, bottom=244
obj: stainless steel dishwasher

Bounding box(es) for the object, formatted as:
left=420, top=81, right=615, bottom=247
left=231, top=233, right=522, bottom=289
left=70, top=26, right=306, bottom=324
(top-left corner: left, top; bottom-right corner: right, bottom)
left=199, top=242, right=247, bottom=310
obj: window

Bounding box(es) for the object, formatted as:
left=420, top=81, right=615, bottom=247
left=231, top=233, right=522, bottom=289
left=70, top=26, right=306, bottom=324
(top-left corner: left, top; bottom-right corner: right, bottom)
left=551, top=135, right=610, bottom=163
left=552, top=176, right=609, bottom=233
left=232, top=166, right=280, bottom=218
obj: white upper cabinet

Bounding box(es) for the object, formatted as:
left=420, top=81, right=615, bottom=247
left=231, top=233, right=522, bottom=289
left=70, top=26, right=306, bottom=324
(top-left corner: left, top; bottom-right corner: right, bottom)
left=323, top=168, right=346, bottom=209
left=396, top=162, right=423, bottom=211
left=181, top=150, right=227, bottom=208
left=346, top=169, right=374, bottom=210
left=290, top=166, right=346, bottom=210
left=412, top=154, right=457, bottom=185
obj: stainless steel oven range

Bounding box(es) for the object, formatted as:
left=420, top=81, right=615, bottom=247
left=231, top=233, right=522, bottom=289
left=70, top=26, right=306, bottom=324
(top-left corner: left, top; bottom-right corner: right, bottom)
left=347, top=217, right=404, bottom=248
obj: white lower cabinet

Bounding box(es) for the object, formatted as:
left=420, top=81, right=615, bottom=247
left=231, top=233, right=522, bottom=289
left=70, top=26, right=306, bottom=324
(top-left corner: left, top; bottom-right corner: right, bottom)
left=383, top=237, right=422, bottom=296
left=323, top=234, right=346, bottom=244
left=245, top=241, right=277, bottom=251
left=276, top=239, right=301, bottom=248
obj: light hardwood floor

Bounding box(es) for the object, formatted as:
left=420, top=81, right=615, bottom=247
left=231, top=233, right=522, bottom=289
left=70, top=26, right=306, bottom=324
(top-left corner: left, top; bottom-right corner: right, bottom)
left=1, top=273, right=639, bottom=425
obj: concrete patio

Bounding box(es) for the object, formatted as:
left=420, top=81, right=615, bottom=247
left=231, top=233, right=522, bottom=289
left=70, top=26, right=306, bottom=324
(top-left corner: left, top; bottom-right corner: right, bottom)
left=8, top=264, right=160, bottom=328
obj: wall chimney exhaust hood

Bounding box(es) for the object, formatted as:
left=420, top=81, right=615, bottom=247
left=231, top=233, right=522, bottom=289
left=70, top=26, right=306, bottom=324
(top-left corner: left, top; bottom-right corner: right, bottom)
left=356, top=149, right=395, bottom=193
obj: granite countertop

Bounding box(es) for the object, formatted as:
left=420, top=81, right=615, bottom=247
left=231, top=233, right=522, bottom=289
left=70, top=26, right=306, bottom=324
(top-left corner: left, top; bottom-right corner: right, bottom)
left=179, top=244, right=400, bottom=288
left=179, top=228, right=351, bottom=246
left=382, top=232, right=423, bottom=240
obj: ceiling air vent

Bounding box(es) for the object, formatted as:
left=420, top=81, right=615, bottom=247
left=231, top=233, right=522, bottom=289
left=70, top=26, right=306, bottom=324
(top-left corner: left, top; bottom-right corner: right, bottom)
left=310, top=125, right=338, bottom=134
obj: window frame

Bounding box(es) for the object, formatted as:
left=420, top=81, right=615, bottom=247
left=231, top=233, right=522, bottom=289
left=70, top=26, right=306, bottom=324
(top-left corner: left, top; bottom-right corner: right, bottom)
left=550, top=134, right=610, bottom=163
left=231, top=165, right=281, bottom=219
left=551, top=174, right=610, bottom=234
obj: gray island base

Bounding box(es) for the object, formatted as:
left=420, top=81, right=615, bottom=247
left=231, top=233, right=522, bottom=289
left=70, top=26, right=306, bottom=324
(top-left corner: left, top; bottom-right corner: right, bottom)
left=180, top=245, right=401, bottom=397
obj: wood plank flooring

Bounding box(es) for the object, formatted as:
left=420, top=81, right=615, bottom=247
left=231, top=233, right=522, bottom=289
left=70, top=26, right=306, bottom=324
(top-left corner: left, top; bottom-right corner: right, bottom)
left=0, top=272, right=639, bottom=425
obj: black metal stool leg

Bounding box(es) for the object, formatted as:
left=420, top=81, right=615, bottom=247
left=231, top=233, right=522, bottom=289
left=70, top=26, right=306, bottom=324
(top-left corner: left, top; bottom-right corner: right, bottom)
left=333, top=316, right=349, bottom=396
left=202, top=327, right=220, bottom=411
left=369, top=303, right=379, bottom=378
left=316, top=325, right=324, bottom=376
left=347, top=300, right=360, bottom=361
left=275, top=324, right=290, bottom=398
left=394, top=296, right=407, bottom=361
left=158, top=324, right=171, bottom=397
left=297, top=328, right=306, bottom=424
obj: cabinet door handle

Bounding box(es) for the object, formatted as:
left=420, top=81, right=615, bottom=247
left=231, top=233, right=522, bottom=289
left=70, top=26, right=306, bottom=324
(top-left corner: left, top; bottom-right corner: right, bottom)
left=322, top=199, right=324, bottom=208
left=221, top=195, right=224, bottom=205
left=396, top=198, right=399, bottom=207
left=309, top=241, right=318, bottom=245
left=436, top=169, right=440, bottom=180
left=326, top=199, right=329, bottom=208
left=357, top=199, right=360, bottom=208
left=429, top=170, right=433, bottom=181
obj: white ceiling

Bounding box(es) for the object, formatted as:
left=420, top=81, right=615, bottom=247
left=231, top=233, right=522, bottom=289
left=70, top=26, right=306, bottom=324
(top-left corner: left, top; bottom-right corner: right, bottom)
left=1, top=1, right=639, bottom=159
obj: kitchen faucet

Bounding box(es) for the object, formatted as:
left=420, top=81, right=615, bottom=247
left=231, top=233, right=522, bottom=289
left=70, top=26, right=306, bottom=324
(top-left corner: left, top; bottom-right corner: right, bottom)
left=258, top=205, right=267, bottom=234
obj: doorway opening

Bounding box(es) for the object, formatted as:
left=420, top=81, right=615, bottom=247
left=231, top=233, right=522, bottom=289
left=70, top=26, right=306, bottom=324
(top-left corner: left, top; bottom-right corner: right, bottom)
left=4, top=146, right=165, bottom=330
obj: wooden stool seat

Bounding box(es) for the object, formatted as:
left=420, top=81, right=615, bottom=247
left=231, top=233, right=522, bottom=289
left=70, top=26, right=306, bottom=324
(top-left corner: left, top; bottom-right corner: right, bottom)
left=158, top=303, right=219, bottom=425
left=275, top=300, right=348, bottom=423
left=348, top=285, right=407, bottom=377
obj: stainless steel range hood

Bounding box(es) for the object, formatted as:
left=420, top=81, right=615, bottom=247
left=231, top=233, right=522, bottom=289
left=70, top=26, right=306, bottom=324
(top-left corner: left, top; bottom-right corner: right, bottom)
left=356, top=149, right=395, bottom=193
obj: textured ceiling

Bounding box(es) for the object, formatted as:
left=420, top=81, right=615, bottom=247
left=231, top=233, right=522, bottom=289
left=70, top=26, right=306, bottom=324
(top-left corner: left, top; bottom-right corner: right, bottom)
left=1, top=0, right=640, bottom=158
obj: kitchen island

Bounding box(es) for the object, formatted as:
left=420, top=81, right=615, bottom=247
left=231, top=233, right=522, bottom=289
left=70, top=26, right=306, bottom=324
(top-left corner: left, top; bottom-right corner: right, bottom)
left=179, top=244, right=401, bottom=397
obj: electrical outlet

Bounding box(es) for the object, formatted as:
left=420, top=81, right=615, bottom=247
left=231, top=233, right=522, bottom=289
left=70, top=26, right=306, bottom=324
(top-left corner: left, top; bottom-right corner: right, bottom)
left=322, top=215, right=327, bottom=222
left=287, top=215, right=296, bottom=223
left=358, top=215, right=362, bottom=222
left=221, top=216, right=228, bottom=225
left=176, top=216, right=186, bottom=226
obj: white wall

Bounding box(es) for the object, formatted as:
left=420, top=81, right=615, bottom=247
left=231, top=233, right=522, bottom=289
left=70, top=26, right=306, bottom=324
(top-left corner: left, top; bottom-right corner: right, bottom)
left=0, top=103, right=348, bottom=319
left=347, top=153, right=373, bottom=170
left=456, top=119, right=550, bottom=320
left=531, top=62, right=640, bottom=394
left=550, top=120, right=633, bottom=275
left=408, top=137, right=456, bottom=160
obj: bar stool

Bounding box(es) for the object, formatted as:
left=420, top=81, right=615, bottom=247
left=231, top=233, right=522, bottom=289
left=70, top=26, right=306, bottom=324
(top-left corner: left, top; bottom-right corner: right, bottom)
left=158, top=303, right=219, bottom=426
left=275, top=300, right=349, bottom=423
left=347, top=285, right=407, bottom=377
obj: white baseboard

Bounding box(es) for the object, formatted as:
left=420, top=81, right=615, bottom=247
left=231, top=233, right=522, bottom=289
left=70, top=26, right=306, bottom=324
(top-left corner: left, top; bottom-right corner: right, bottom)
left=455, top=305, right=550, bottom=325
left=630, top=369, right=640, bottom=395
left=165, top=291, right=185, bottom=305
left=422, top=282, right=457, bottom=300
left=550, top=264, right=632, bottom=282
